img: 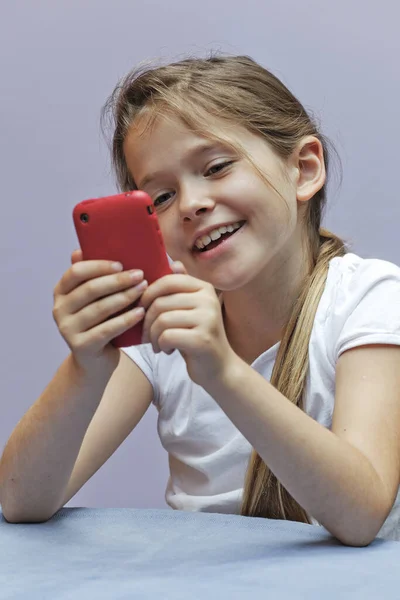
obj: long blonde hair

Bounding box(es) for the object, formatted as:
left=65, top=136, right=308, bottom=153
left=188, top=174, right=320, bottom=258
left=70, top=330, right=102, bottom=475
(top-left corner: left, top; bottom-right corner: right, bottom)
left=102, top=54, right=347, bottom=523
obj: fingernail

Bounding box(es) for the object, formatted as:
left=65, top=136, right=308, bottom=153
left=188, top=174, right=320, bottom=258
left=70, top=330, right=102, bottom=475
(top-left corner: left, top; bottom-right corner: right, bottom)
left=133, top=307, right=145, bottom=317
left=112, top=262, right=123, bottom=271
left=136, top=280, right=148, bottom=292
left=129, top=269, right=144, bottom=279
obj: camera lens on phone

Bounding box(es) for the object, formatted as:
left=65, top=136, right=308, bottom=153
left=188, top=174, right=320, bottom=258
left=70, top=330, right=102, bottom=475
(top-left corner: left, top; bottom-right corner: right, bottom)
left=80, top=213, right=89, bottom=223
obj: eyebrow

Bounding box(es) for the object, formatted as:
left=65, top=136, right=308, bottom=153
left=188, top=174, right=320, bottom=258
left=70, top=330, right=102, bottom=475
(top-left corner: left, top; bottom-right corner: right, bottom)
left=137, top=141, right=229, bottom=189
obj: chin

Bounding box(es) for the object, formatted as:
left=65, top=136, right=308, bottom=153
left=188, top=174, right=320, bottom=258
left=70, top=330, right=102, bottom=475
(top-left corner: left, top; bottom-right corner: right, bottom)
left=210, top=273, right=253, bottom=292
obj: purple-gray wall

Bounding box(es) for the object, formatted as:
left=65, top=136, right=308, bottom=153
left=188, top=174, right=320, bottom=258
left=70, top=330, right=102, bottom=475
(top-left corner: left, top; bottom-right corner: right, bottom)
left=1, top=0, right=399, bottom=509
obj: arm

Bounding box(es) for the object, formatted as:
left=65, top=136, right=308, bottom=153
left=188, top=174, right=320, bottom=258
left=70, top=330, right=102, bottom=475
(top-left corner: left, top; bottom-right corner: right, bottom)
left=204, top=344, right=400, bottom=546
left=137, top=265, right=400, bottom=546
left=0, top=351, right=152, bottom=523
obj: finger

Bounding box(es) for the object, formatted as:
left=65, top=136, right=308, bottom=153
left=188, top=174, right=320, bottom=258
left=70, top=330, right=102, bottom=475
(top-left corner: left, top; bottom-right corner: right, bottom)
left=157, top=328, right=200, bottom=355
left=72, top=280, right=147, bottom=332
left=145, top=309, right=198, bottom=351
left=170, top=261, right=188, bottom=275
left=139, top=274, right=204, bottom=310
left=64, top=270, right=144, bottom=314
left=141, top=291, right=196, bottom=338
left=58, top=260, right=124, bottom=296
left=71, top=249, right=83, bottom=264
left=74, top=305, right=146, bottom=350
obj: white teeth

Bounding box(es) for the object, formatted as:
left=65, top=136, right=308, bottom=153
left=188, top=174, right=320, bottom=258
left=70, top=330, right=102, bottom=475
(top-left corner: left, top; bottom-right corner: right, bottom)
left=195, top=221, right=242, bottom=250
left=199, top=234, right=211, bottom=247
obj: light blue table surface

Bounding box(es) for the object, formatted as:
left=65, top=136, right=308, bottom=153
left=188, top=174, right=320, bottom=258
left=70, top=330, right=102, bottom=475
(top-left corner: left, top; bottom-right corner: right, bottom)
left=0, top=507, right=399, bottom=599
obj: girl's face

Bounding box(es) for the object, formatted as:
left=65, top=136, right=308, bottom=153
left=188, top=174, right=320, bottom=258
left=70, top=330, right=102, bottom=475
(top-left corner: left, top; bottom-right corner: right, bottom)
left=123, top=112, right=303, bottom=291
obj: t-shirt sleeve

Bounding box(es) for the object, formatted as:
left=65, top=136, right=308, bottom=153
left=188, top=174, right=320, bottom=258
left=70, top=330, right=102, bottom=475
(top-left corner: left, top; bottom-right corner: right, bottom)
left=327, top=256, right=400, bottom=363
left=121, top=343, right=160, bottom=405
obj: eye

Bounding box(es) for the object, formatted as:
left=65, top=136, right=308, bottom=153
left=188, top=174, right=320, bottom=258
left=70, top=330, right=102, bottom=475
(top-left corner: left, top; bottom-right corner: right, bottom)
left=205, top=161, right=234, bottom=177
left=153, top=191, right=174, bottom=207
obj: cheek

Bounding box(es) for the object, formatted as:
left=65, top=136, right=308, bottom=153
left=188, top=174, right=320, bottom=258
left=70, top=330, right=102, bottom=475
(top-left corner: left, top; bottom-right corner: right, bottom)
left=231, top=167, right=278, bottom=213
left=158, top=219, right=182, bottom=257
left=160, top=232, right=175, bottom=256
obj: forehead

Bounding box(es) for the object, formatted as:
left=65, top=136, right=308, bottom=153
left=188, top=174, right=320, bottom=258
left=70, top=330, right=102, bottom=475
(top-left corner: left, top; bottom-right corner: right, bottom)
left=123, top=110, right=272, bottom=187
left=124, top=112, right=205, bottom=157
left=123, top=111, right=231, bottom=185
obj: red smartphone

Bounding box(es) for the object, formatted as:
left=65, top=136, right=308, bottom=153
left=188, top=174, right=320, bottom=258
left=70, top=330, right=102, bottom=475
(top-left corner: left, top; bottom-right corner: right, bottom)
left=72, top=191, right=172, bottom=347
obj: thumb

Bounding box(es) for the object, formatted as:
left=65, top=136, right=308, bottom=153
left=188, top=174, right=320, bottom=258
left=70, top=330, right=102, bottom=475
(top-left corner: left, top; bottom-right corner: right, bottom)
left=71, top=248, right=83, bottom=264
left=171, top=261, right=187, bottom=274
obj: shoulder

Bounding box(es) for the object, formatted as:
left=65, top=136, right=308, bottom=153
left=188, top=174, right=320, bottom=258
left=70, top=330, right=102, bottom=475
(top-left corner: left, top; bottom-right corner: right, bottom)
left=328, top=252, right=400, bottom=297
left=321, top=252, right=400, bottom=362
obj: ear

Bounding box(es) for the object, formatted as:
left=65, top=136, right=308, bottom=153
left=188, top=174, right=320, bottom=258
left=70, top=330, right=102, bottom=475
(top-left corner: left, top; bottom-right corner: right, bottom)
left=292, top=136, right=326, bottom=203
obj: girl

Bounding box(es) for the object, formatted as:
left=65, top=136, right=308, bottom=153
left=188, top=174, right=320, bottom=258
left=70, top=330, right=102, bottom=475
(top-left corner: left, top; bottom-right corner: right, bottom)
left=1, top=55, right=400, bottom=546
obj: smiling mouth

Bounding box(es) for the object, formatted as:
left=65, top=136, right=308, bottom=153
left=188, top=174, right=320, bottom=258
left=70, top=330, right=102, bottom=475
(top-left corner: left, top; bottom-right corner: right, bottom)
left=193, top=221, right=246, bottom=253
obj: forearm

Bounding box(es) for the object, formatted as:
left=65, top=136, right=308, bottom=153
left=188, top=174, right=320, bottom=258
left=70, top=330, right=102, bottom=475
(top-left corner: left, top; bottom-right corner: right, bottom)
left=205, top=357, right=390, bottom=546
left=0, top=354, right=113, bottom=523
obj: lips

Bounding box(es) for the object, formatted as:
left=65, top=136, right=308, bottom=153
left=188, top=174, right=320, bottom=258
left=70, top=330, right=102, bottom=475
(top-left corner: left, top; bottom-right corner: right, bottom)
left=191, top=220, right=246, bottom=251
left=191, top=222, right=247, bottom=258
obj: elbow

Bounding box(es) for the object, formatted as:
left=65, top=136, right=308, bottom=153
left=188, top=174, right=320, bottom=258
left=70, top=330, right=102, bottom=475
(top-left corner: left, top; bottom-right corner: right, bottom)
left=1, top=482, right=61, bottom=524
left=1, top=504, right=56, bottom=524
left=328, top=505, right=389, bottom=548
left=331, top=520, right=380, bottom=547
left=335, top=530, right=376, bottom=548
left=1, top=491, right=58, bottom=524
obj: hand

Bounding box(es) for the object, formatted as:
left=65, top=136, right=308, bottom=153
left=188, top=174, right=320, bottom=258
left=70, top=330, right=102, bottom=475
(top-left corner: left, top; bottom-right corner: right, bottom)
left=52, top=249, right=148, bottom=374
left=138, top=261, right=237, bottom=387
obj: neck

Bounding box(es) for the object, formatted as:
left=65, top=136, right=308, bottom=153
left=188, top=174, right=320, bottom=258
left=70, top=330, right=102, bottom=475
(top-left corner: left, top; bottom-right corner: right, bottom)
left=221, top=242, right=312, bottom=364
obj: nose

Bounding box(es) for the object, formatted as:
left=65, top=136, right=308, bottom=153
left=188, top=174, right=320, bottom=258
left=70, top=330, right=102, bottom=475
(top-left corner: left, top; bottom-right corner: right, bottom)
left=179, top=184, right=215, bottom=222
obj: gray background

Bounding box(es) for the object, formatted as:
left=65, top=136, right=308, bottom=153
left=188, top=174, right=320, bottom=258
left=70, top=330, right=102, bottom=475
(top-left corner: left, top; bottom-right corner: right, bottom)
left=1, top=0, right=399, bottom=510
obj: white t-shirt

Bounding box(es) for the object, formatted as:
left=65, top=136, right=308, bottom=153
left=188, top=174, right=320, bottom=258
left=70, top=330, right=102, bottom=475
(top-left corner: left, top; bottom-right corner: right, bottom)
left=123, top=253, right=400, bottom=540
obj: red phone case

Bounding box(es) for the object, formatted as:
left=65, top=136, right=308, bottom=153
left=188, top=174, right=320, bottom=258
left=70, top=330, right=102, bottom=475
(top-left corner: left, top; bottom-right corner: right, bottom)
left=72, top=191, right=172, bottom=347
